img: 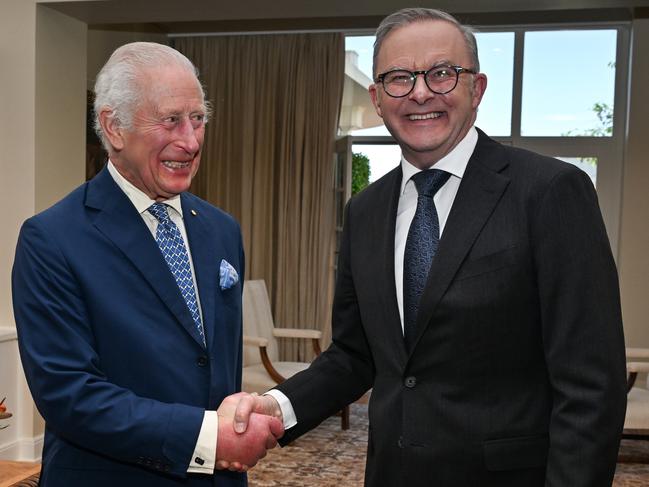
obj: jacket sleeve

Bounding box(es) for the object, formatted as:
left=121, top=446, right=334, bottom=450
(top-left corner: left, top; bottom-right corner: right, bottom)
left=277, top=200, right=375, bottom=443
left=532, top=168, right=627, bottom=486
left=12, top=219, right=204, bottom=478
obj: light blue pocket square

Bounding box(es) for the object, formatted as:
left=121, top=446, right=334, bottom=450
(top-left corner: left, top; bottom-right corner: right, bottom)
left=219, top=259, right=239, bottom=290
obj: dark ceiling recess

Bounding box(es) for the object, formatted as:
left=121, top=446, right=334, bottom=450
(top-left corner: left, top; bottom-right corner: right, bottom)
left=42, top=1, right=648, bottom=35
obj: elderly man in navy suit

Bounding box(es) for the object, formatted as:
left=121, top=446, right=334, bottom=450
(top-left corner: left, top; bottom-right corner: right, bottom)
left=231, top=8, right=627, bottom=487
left=12, top=42, right=282, bottom=487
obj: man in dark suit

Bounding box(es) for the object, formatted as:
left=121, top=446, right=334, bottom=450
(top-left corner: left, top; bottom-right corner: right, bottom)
left=12, top=42, right=282, bottom=487
left=232, top=8, right=627, bottom=487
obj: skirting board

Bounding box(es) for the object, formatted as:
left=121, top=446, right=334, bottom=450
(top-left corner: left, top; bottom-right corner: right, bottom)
left=0, top=435, right=43, bottom=462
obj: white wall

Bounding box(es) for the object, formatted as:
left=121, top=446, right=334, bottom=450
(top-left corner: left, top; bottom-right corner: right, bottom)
left=35, top=5, right=87, bottom=213
left=619, top=18, right=649, bottom=347
left=0, top=0, right=87, bottom=460
left=87, top=28, right=168, bottom=87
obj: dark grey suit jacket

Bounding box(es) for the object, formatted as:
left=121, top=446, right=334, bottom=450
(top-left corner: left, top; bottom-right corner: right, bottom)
left=277, top=129, right=627, bottom=487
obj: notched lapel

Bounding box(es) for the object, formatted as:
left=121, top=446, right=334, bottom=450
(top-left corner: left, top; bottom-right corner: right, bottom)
left=363, top=167, right=409, bottom=365
left=85, top=169, right=206, bottom=348
left=409, top=135, right=510, bottom=355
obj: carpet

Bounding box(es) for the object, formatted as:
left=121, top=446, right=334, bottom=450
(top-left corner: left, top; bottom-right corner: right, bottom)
left=248, top=404, right=649, bottom=486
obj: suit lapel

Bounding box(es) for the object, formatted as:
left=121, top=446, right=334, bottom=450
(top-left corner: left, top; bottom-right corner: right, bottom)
left=85, top=168, right=206, bottom=348
left=181, top=194, right=221, bottom=351
left=409, top=132, right=510, bottom=354
left=369, top=167, right=409, bottom=365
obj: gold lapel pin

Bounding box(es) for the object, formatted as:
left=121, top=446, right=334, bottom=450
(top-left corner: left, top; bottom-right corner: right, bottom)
left=190, top=209, right=197, bottom=216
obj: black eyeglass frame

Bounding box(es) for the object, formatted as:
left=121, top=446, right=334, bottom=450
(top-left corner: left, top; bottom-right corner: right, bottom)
left=375, top=65, right=477, bottom=98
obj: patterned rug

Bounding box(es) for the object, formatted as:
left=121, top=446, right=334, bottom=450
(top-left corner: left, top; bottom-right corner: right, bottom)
left=248, top=403, right=649, bottom=487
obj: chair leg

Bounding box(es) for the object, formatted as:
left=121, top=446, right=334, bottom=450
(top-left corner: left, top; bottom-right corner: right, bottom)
left=341, top=405, right=350, bottom=430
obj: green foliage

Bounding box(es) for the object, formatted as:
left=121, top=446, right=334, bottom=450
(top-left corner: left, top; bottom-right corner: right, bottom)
left=352, top=152, right=371, bottom=195
left=562, top=102, right=613, bottom=167
left=591, top=102, right=613, bottom=136
left=560, top=61, right=615, bottom=168
left=562, top=61, right=614, bottom=141
left=563, top=101, right=613, bottom=139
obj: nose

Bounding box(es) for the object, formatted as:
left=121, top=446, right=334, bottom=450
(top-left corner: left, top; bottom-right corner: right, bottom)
left=408, top=73, right=435, bottom=104
left=176, top=117, right=201, bottom=154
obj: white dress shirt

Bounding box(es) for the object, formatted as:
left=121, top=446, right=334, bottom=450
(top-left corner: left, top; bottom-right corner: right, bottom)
left=269, top=126, right=479, bottom=429
left=107, top=161, right=217, bottom=474
left=394, top=126, right=478, bottom=331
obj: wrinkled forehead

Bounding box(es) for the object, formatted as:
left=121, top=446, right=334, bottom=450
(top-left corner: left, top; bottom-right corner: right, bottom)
left=136, top=66, right=206, bottom=112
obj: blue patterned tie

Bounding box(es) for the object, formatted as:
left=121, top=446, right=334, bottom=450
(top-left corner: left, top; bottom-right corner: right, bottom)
left=403, top=169, right=451, bottom=351
left=148, top=202, right=205, bottom=346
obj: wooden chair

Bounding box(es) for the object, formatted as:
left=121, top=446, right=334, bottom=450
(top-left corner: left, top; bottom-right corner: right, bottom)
left=616, top=347, right=649, bottom=463
left=241, top=279, right=349, bottom=430
left=624, top=347, right=649, bottom=441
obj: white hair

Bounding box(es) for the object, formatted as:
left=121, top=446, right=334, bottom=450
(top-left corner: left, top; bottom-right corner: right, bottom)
left=93, top=42, right=205, bottom=152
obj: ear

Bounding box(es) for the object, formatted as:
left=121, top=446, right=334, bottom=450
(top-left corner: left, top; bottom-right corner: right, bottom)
left=98, top=108, right=126, bottom=151
left=369, top=84, right=384, bottom=119
left=471, top=73, right=488, bottom=109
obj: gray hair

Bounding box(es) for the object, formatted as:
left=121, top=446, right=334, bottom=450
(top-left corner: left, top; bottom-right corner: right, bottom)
left=93, top=42, right=204, bottom=152
left=373, top=8, right=480, bottom=78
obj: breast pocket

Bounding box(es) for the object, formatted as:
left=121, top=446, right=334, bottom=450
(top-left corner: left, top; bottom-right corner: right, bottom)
left=454, top=245, right=519, bottom=282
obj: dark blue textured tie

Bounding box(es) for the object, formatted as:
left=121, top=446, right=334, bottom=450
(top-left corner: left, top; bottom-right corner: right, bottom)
left=148, top=202, right=205, bottom=346
left=403, top=169, right=451, bottom=350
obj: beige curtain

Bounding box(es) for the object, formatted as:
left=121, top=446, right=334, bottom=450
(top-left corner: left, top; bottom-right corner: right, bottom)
left=175, top=33, right=344, bottom=360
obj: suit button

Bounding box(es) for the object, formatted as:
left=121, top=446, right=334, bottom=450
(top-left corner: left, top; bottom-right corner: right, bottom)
left=197, top=356, right=208, bottom=367
left=404, top=376, right=417, bottom=388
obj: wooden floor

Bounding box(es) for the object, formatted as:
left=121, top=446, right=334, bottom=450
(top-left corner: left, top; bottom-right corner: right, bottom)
left=0, top=461, right=40, bottom=487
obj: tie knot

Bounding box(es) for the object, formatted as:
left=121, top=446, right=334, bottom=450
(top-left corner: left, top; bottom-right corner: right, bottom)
left=411, top=169, right=450, bottom=198
left=148, top=202, right=171, bottom=223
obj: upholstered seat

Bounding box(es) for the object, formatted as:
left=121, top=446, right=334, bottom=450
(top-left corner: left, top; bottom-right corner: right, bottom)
left=624, top=349, right=649, bottom=440
left=243, top=361, right=310, bottom=394
left=241, top=279, right=349, bottom=429
left=626, top=386, right=649, bottom=434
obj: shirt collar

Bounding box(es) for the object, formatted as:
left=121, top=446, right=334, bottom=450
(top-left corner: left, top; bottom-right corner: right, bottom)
left=399, top=126, right=478, bottom=195
left=107, top=160, right=184, bottom=217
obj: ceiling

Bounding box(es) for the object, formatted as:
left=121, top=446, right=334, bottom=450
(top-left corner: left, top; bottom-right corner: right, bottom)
left=40, top=0, right=649, bottom=34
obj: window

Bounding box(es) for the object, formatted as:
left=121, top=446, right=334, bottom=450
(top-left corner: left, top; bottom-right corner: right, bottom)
left=341, top=25, right=628, bottom=256
left=521, top=30, right=617, bottom=137
left=474, top=32, right=515, bottom=137
left=352, top=143, right=401, bottom=182
left=342, top=36, right=390, bottom=137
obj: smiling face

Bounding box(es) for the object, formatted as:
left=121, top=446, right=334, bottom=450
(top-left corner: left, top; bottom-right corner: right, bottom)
left=369, top=20, right=487, bottom=169
left=102, top=65, right=206, bottom=201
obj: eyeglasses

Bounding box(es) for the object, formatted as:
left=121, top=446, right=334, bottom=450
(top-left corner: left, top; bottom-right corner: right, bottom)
left=375, top=65, right=477, bottom=98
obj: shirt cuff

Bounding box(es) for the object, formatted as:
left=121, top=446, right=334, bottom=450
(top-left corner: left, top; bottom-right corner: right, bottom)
left=264, top=389, right=297, bottom=429
left=187, top=410, right=217, bottom=474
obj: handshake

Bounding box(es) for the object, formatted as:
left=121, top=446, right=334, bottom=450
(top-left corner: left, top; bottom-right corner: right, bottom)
left=215, top=392, right=284, bottom=471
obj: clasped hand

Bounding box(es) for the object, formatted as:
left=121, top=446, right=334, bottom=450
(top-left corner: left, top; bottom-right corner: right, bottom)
left=215, top=392, right=283, bottom=471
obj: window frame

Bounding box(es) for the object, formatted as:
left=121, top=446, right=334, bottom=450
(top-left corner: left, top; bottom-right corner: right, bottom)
left=342, top=22, right=630, bottom=258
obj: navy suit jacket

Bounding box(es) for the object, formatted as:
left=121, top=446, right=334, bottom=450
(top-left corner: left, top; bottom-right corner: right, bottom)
left=277, top=129, right=627, bottom=487
left=12, top=167, right=247, bottom=487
